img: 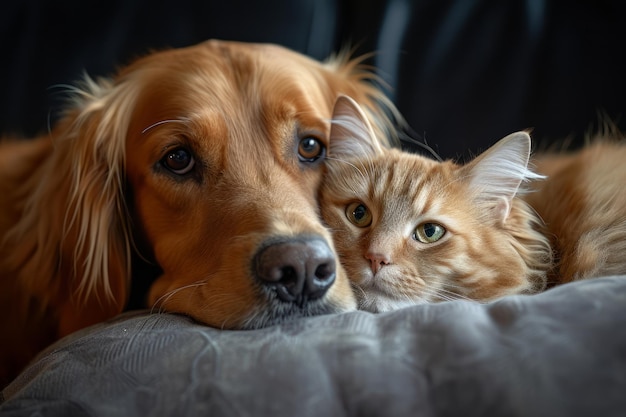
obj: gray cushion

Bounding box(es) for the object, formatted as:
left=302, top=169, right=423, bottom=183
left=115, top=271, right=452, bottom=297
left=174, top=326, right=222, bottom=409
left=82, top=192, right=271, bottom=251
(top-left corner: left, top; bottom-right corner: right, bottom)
left=2, top=276, right=626, bottom=416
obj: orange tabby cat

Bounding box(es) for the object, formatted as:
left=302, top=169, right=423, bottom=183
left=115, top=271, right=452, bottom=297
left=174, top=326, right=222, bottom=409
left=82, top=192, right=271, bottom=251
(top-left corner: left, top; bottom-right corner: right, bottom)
left=322, top=96, right=626, bottom=312
left=321, top=96, right=552, bottom=312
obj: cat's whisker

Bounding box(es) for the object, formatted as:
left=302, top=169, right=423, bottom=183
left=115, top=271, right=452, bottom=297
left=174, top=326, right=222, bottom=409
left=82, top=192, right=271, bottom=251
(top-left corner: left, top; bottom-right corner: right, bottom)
left=349, top=281, right=370, bottom=303
left=409, top=285, right=459, bottom=303
left=434, top=286, right=474, bottom=302
left=436, top=281, right=470, bottom=292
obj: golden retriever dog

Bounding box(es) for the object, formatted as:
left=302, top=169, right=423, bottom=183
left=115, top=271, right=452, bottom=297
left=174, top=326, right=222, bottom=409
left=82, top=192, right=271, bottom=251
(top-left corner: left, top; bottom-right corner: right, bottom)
left=0, top=39, right=398, bottom=385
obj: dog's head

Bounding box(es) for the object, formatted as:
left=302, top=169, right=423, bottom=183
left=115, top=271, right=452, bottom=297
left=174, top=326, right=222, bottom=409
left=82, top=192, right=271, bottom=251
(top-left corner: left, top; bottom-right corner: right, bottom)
left=123, top=40, right=397, bottom=328
left=8, top=40, right=399, bottom=332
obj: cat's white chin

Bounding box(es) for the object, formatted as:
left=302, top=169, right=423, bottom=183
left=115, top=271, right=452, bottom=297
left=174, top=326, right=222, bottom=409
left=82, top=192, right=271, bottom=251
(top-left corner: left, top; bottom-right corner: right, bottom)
left=358, top=290, right=427, bottom=313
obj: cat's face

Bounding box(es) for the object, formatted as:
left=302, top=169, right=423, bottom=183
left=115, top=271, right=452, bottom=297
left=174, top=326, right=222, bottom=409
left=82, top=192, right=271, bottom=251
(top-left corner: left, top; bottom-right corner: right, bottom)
left=321, top=149, right=531, bottom=311
left=322, top=96, right=551, bottom=312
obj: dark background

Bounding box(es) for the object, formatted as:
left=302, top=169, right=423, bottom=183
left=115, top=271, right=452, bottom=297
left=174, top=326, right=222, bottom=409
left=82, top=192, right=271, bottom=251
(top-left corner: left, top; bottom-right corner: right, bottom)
left=1, top=0, right=625, bottom=160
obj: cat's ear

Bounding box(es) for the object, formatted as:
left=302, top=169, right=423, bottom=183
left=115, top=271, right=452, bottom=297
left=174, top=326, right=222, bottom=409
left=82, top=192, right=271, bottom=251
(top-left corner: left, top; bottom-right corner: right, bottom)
left=463, top=131, right=544, bottom=223
left=328, top=95, right=385, bottom=160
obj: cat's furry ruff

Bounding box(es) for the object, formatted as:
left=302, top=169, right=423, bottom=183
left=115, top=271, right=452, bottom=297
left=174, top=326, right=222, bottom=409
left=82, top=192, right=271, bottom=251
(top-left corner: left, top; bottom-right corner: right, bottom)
left=321, top=97, right=552, bottom=311
left=525, top=135, right=626, bottom=284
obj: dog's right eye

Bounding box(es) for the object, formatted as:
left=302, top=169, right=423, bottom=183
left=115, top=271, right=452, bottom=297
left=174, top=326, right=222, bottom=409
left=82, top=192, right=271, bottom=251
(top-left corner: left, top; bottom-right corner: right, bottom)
left=161, top=147, right=195, bottom=175
left=298, top=137, right=325, bottom=163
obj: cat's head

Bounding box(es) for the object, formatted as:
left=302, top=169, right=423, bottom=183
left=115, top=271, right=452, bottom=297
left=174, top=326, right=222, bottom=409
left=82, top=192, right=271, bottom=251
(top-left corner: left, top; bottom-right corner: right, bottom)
left=323, top=96, right=552, bottom=312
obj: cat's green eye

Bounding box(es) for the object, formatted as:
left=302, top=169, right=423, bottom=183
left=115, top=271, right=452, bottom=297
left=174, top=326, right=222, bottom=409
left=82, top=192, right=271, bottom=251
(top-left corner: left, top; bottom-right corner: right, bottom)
left=413, top=222, right=446, bottom=243
left=345, top=202, right=372, bottom=227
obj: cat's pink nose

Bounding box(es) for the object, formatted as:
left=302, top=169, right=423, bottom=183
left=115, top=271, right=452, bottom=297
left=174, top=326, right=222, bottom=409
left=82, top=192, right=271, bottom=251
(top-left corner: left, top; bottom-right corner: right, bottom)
left=365, top=251, right=391, bottom=274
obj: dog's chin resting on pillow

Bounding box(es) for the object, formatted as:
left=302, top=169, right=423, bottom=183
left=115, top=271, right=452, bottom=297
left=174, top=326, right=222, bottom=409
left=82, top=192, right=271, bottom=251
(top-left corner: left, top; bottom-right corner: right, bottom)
left=0, top=39, right=399, bottom=386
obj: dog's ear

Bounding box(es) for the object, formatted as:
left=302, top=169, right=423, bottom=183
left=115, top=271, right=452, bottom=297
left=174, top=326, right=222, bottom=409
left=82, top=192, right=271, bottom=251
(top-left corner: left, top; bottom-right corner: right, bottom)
left=6, top=75, right=137, bottom=336
left=324, top=52, right=403, bottom=148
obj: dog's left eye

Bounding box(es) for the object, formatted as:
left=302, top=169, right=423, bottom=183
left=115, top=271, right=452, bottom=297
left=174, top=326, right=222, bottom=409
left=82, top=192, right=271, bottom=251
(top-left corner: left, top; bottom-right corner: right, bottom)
left=298, top=137, right=325, bottom=163
left=161, top=148, right=195, bottom=175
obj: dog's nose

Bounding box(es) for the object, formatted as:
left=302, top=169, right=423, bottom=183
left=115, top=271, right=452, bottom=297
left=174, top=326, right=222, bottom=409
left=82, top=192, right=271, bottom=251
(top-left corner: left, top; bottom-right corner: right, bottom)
left=254, top=237, right=337, bottom=305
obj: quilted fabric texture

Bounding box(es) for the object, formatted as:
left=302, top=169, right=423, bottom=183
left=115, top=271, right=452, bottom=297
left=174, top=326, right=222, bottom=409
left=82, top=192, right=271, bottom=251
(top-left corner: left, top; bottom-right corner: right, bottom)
left=2, top=276, right=625, bottom=416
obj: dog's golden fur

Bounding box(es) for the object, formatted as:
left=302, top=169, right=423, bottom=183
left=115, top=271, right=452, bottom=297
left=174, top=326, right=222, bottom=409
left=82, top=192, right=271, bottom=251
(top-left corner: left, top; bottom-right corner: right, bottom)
left=0, top=40, right=399, bottom=385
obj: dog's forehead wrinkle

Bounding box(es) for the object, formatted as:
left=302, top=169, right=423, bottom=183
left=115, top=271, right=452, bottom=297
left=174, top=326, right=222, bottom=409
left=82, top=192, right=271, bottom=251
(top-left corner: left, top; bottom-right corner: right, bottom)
left=223, top=130, right=272, bottom=173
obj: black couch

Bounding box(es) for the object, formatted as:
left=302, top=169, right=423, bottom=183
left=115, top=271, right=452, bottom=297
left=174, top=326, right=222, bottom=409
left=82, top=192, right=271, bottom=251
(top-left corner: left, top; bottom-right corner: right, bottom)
left=2, top=1, right=625, bottom=159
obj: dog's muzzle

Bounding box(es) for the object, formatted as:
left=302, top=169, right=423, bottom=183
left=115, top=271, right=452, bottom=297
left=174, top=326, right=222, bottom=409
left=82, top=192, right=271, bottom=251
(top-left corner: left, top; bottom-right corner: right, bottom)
left=254, top=236, right=337, bottom=306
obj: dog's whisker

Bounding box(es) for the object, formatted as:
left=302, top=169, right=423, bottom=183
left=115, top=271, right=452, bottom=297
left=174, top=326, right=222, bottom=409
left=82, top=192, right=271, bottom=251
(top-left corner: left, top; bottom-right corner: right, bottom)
left=141, top=118, right=189, bottom=134
left=150, top=281, right=207, bottom=314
